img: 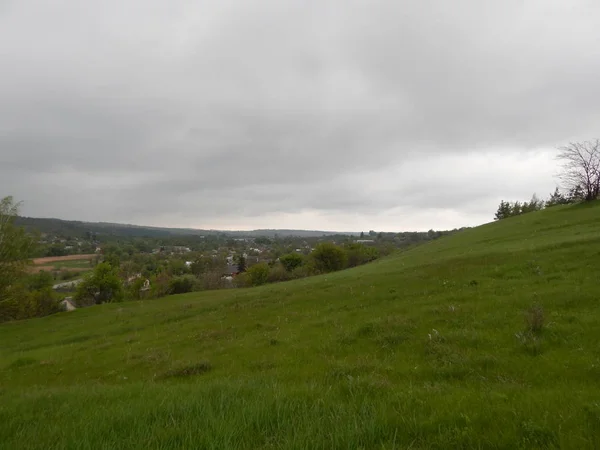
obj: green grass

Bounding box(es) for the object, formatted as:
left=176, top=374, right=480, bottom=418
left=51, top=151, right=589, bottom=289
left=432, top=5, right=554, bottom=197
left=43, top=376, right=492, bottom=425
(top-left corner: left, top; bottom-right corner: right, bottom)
left=2, top=202, right=600, bottom=449
left=51, top=259, right=94, bottom=269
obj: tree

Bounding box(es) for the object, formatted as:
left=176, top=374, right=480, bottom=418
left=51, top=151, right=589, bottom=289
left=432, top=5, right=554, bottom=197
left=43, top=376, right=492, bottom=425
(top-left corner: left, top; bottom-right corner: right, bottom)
left=557, top=140, right=600, bottom=202
left=546, top=187, right=568, bottom=207
left=245, top=263, right=270, bottom=286
left=311, top=242, right=347, bottom=273
left=237, top=255, right=247, bottom=273
left=511, top=201, right=522, bottom=217
left=169, top=275, right=197, bottom=294
left=75, top=262, right=124, bottom=305
left=345, top=243, right=378, bottom=268
left=494, top=200, right=511, bottom=220
left=0, top=196, right=35, bottom=319
left=279, top=252, right=303, bottom=272
left=567, top=184, right=585, bottom=203
left=521, top=194, right=544, bottom=214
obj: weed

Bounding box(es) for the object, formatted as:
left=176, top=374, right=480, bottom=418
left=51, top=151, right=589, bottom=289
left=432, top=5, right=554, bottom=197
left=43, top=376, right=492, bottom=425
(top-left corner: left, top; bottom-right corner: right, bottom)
left=158, top=361, right=212, bottom=379
left=525, top=303, right=544, bottom=334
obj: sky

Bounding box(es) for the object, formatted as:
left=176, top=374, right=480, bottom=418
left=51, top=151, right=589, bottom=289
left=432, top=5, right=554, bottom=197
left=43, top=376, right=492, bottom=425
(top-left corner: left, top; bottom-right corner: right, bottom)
left=1, top=0, right=599, bottom=232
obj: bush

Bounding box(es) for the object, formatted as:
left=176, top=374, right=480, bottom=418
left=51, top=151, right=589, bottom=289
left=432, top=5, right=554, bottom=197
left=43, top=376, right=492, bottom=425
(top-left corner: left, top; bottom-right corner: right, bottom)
left=1, top=285, right=61, bottom=322
left=279, top=253, right=304, bottom=272
left=267, top=264, right=294, bottom=283
left=201, top=271, right=225, bottom=290
left=246, top=263, right=270, bottom=286
left=59, top=270, right=79, bottom=281
left=75, top=262, right=124, bottom=305
left=126, top=277, right=148, bottom=300
left=26, top=288, right=62, bottom=318
left=525, top=303, right=544, bottom=334
left=232, top=273, right=249, bottom=288
left=345, top=243, right=379, bottom=268
left=291, top=264, right=318, bottom=279
left=311, top=243, right=347, bottom=273
left=26, top=271, right=54, bottom=291
left=169, top=275, right=197, bottom=295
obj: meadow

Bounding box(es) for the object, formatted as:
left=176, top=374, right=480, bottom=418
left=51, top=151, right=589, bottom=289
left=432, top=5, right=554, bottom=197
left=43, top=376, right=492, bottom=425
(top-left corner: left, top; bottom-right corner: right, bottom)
left=1, top=202, right=599, bottom=449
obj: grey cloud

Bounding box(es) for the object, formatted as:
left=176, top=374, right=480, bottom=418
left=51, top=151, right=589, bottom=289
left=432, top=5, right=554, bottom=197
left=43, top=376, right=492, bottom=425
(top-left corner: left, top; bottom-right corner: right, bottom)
left=1, top=0, right=598, bottom=230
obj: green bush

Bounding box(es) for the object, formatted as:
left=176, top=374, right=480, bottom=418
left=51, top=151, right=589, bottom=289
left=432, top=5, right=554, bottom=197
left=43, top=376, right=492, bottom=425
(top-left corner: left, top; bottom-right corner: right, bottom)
left=291, top=264, right=318, bottom=279
left=246, top=263, right=270, bottom=286
left=75, top=262, right=124, bottom=306
left=26, top=271, right=54, bottom=291
left=150, top=271, right=172, bottom=298
left=267, top=264, right=293, bottom=283
left=311, top=243, right=347, bottom=273
left=126, top=277, right=148, bottom=300
left=169, top=275, right=197, bottom=295
left=279, top=253, right=304, bottom=272
left=345, top=243, right=379, bottom=268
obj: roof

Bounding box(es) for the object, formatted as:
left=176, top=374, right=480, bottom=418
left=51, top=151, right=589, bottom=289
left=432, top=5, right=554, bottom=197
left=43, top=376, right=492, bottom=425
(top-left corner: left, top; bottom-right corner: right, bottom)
left=225, top=264, right=239, bottom=274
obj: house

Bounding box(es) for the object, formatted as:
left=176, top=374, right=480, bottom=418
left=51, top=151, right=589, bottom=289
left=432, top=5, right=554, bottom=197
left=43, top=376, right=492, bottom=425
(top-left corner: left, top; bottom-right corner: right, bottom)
left=60, top=297, right=77, bottom=311
left=224, top=264, right=239, bottom=277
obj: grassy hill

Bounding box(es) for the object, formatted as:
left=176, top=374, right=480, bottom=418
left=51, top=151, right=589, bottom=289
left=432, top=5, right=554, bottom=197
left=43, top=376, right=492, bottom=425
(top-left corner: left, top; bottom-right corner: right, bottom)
left=1, top=202, right=600, bottom=449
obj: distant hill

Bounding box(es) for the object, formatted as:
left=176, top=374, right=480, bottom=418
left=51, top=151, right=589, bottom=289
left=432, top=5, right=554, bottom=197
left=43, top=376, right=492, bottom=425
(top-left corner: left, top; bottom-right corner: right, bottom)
left=14, top=216, right=358, bottom=238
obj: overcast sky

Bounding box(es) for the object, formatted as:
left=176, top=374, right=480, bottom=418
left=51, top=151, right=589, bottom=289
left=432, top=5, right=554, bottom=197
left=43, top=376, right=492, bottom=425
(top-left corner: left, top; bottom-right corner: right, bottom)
left=1, top=1, right=599, bottom=232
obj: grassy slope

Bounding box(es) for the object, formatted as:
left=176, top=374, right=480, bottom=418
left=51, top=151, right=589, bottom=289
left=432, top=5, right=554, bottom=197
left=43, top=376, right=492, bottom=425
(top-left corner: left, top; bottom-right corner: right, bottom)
left=1, top=202, right=600, bottom=449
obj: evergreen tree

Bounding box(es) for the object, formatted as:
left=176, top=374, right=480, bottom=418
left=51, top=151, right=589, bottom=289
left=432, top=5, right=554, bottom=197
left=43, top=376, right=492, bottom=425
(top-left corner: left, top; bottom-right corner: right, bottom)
left=494, top=200, right=511, bottom=220
left=237, top=255, right=247, bottom=273
left=567, top=184, right=584, bottom=203
left=546, top=187, right=568, bottom=207
left=511, top=201, right=522, bottom=216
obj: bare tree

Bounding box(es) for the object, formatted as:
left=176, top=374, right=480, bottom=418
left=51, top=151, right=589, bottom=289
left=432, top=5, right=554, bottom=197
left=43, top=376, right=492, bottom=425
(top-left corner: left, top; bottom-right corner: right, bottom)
left=557, top=140, right=600, bottom=202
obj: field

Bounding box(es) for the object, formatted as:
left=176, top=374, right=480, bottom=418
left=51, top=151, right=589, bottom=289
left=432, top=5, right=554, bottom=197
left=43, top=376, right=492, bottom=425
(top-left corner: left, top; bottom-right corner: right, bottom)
left=1, top=203, right=600, bottom=449
left=29, top=254, right=95, bottom=273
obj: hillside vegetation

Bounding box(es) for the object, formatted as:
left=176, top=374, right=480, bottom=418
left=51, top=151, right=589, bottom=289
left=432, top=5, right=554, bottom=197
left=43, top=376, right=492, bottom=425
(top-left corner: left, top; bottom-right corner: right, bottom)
left=1, top=202, right=600, bottom=449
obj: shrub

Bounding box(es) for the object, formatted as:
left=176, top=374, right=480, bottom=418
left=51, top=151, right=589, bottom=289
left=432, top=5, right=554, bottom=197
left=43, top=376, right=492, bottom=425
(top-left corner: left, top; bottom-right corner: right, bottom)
left=59, top=270, right=79, bottom=281
left=26, top=288, right=62, bottom=318
left=291, top=264, right=318, bottom=279
left=311, top=242, right=347, bottom=273
left=75, top=262, right=124, bottom=305
left=267, top=264, right=293, bottom=283
left=169, top=275, right=197, bottom=295
left=515, top=303, right=545, bottom=356
left=232, top=273, right=249, bottom=288
left=26, top=271, right=54, bottom=291
left=279, top=253, right=304, bottom=272
left=201, top=271, right=225, bottom=290
left=126, top=277, right=147, bottom=300
left=246, top=263, right=270, bottom=286
left=525, top=303, right=544, bottom=334
left=150, top=271, right=172, bottom=298
left=345, top=243, right=379, bottom=268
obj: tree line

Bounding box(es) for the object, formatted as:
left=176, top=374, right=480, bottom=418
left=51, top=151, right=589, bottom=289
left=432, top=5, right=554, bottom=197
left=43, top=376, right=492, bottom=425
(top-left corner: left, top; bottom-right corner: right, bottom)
left=495, top=139, right=600, bottom=220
